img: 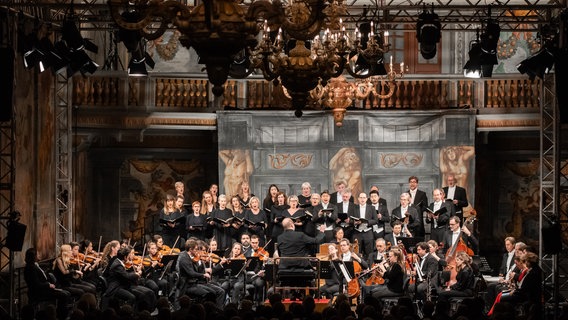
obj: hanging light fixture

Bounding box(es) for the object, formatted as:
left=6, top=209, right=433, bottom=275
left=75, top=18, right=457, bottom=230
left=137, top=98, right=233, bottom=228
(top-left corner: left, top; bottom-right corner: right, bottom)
left=517, top=23, right=558, bottom=80
left=416, top=4, right=442, bottom=60
left=463, top=8, right=501, bottom=79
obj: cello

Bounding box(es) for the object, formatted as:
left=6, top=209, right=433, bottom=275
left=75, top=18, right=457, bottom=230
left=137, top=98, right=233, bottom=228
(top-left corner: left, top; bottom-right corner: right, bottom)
left=346, top=260, right=362, bottom=298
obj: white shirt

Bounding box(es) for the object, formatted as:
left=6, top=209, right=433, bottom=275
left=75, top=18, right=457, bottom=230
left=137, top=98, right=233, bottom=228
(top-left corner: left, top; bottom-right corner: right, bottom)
left=447, top=186, right=456, bottom=200
left=336, top=193, right=343, bottom=203
left=451, top=231, right=460, bottom=246
left=342, top=252, right=352, bottom=261
left=433, top=201, right=442, bottom=227
left=410, top=190, right=417, bottom=204
left=343, top=202, right=349, bottom=213
left=400, top=206, right=408, bottom=219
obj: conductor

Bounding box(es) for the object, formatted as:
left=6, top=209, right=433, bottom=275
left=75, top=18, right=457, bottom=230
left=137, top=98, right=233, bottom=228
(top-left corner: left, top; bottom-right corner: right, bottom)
left=276, top=218, right=326, bottom=269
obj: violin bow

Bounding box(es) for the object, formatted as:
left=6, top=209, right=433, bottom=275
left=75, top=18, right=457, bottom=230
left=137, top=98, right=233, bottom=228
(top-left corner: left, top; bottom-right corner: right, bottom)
left=170, top=236, right=181, bottom=254
left=97, top=236, right=102, bottom=255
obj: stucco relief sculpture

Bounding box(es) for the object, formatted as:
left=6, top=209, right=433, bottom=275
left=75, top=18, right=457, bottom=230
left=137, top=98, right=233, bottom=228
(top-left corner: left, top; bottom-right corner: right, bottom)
left=330, top=147, right=362, bottom=197
left=219, top=149, right=253, bottom=197
left=269, top=153, right=313, bottom=169
left=380, top=152, right=423, bottom=168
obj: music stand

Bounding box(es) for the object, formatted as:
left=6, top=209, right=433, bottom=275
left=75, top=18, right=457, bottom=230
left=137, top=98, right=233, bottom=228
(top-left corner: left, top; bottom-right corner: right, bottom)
left=227, top=259, right=246, bottom=277
left=332, top=260, right=355, bottom=283
left=319, top=260, right=333, bottom=280
left=159, top=255, right=179, bottom=281
left=400, top=237, right=424, bottom=251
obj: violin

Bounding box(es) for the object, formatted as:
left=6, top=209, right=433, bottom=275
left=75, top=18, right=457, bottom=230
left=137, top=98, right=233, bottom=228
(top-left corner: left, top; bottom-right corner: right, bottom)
left=125, top=255, right=143, bottom=269
left=252, top=248, right=270, bottom=261
left=160, top=245, right=180, bottom=255
left=195, top=250, right=221, bottom=264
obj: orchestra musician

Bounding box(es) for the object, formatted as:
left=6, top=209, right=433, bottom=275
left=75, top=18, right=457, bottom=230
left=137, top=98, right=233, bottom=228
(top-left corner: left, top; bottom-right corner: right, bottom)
left=176, top=239, right=225, bottom=306
left=52, top=244, right=96, bottom=299
left=225, top=242, right=247, bottom=302
left=69, top=242, right=98, bottom=292
left=319, top=243, right=341, bottom=299
left=437, top=251, right=475, bottom=302
left=427, top=240, right=447, bottom=271
left=186, top=201, right=207, bottom=241
left=426, top=188, right=454, bottom=244
left=143, top=241, right=169, bottom=296
left=100, top=240, right=121, bottom=277
left=442, top=216, right=478, bottom=256
left=367, top=238, right=389, bottom=267
left=234, top=234, right=266, bottom=304
left=240, top=233, right=253, bottom=257
left=368, top=189, right=390, bottom=240
left=104, top=246, right=156, bottom=312
left=24, top=247, right=71, bottom=320
left=311, top=190, right=337, bottom=242
left=332, top=227, right=345, bottom=245
left=385, top=221, right=411, bottom=249
left=391, top=193, right=420, bottom=238
left=409, top=242, right=439, bottom=301
left=369, top=248, right=406, bottom=299
left=485, top=237, right=517, bottom=308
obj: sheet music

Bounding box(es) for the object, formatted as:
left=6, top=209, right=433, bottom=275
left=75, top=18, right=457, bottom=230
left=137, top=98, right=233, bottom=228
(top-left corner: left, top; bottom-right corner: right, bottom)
left=338, top=263, right=352, bottom=282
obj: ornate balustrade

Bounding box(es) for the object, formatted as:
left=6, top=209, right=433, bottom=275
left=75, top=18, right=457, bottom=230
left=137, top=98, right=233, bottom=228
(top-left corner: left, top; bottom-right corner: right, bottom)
left=72, top=73, right=541, bottom=113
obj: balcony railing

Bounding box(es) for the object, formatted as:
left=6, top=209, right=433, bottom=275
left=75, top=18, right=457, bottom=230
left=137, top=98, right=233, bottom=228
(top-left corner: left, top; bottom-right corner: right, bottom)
left=72, top=72, right=542, bottom=113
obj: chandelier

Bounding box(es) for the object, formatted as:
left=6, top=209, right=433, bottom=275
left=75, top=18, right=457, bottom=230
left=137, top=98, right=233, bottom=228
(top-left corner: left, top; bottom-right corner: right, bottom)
left=108, top=0, right=401, bottom=113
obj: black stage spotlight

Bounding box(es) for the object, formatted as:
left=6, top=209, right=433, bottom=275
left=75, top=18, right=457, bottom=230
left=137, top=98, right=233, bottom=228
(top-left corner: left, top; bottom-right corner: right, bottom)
left=464, top=41, right=482, bottom=78
left=118, top=11, right=155, bottom=77
left=61, top=19, right=98, bottom=76
left=517, top=48, right=554, bottom=80
left=416, top=5, right=441, bottom=60
left=128, top=42, right=155, bottom=77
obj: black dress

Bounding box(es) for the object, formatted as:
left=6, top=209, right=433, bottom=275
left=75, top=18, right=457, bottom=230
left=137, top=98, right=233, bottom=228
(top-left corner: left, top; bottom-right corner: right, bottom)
left=210, top=207, right=235, bottom=251
left=186, top=213, right=207, bottom=240
left=244, top=209, right=268, bottom=245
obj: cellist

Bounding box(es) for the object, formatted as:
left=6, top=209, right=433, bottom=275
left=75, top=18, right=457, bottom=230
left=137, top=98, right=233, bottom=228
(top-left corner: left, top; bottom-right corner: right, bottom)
left=338, top=238, right=368, bottom=299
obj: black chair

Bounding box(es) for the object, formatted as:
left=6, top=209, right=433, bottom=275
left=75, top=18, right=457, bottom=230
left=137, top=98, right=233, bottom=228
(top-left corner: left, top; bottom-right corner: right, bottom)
left=273, top=257, right=320, bottom=299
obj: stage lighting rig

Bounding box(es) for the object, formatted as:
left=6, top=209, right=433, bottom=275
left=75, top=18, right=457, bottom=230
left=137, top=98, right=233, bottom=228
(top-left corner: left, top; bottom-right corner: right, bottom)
left=416, top=5, right=441, bottom=60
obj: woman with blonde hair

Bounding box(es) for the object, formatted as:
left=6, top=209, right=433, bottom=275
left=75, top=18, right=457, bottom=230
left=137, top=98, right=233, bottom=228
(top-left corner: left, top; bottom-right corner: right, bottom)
left=368, top=247, right=406, bottom=299
left=200, top=190, right=216, bottom=215
left=237, top=181, right=254, bottom=209
left=52, top=244, right=96, bottom=299
left=437, top=251, right=475, bottom=301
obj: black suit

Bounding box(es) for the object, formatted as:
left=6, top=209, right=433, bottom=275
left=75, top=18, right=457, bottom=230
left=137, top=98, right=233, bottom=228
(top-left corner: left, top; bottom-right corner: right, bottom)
left=24, top=262, right=71, bottom=319
left=499, top=251, right=516, bottom=276
left=500, top=266, right=543, bottom=312
left=337, top=201, right=357, bottom=239
left=369, top=201, right=390, bottom=239
left=277, top=229, right=325, bottom=269
left=408, top=189, right=428, bottom=237
left=425, top=201, right=454, bottom=243
left=311, top=203, right=337, bottom=242
left=105, top=258, right=156, bottom=310
left=412, top=253, right=440, bottom=300
left=176, top=251, right=225, bottom=306
left=384, top=233, right=405, bottom=249
left=442, top=230, right=479, bottom=256
left=443, top=186, right=468, bottom=220
left=350, top=204, right=377, bottom=257
left=391, top=205, right=420, bottom=237
left=330, top=192, right=354, bottom=204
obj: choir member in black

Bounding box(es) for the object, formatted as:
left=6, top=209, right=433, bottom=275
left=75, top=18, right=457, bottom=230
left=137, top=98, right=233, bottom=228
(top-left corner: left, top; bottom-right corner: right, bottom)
left=105, top=246, right=156, bottom=311
left=143, top=241, right=169, bottom=297
left=176, top=239, right=226, bottom=306
left=175, top=195, right=189, bottom=243
left=244, top=196, right=268, bottom=245
left=407, top=176, right=429, bottom=237
left=443, top=174, right=469, bottom=220
left=237, top=181, right=254, bottom=209
left=200, top=190, right=216, bottom=215
left=230, top=195, right=247, bottom=241
left=330, top=180, right=354, bottom=204
left=369, top=248, right=406, bottom=299
left=332, top=227, right=344, bottom=245
left=297, top=182, right=313, bottom=208
left=269, top=192, right=289, bottom=253
left=336, top=188, right=356, bottom=240
left=208, top=194, right=234, bottom=252
left=209, top=183, right=219, bottom=205
left=349, top=192, right=377, bottom=258
left=280, top=195, right=310, bottom=234
left=175, top=181, right=191, bottom=207
left=186, top=201, right=207, bottom=240
left=100, top=240, right=120, bottom=277
left=426, top=188, right=454, bottom=244
left=311, top=190, right=337, bottom=242
left=52, top=244, right=96, bottom=299
left=160, top=194, right=184, bottom=248
left=437, top=251, right=475, bottom=302
left=24, top=247, right=71, bottom=320
left=369, top=189, right=390, bottom=240
left=262, top=184, right=280, bottom=211
left=319, top=244, right=341, bottom=299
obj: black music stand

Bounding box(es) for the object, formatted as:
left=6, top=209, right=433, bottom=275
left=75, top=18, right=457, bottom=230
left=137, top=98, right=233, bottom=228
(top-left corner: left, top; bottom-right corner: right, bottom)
left=333, top=260, right=355, bottom=294
left=400, top=237, right=424, bottom=252
left=319, top=260, right=333, bottom=280
left=159, top=255, right=179, bottom=281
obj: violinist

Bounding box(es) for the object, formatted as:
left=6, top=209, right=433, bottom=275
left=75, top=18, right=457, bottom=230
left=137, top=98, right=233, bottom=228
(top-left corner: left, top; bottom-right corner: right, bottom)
left=246, top=235, right=267, bottom=303
left=143, top=241, right=168, bottom=296
left=79, top=239, right=102, bottom=285
left=69, top=242, right=98, bottom=293
left=240, top=233, right=253, bottom=257
left=176, top=239, right=226, bottom=306
left=186, top=201, right=207, bottom=241
left=366, top=238, right=388, bottom=267
left=442, top=216, right=478, bottom=256
left=100, top=240, right=120, bottom=277
left=369, top=248, right=406, bottom=299
left=52, top=244, right=96, bottom=299
left=437, top=251, right=475, bottom=302
left=105, top=246, right=156, bottom=311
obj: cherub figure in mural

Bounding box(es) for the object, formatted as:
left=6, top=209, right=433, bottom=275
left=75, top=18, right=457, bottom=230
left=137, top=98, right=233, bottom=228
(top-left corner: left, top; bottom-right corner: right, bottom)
left=440, top=146, right=475, bottom=193
left=330, top=147, right=362, bottom=198
left=219, top=149, right=253, bottom=197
